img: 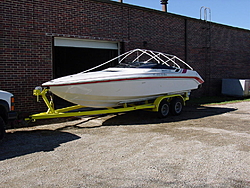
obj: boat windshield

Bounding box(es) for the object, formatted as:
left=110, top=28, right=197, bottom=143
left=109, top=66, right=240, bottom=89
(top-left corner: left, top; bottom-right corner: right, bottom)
left=116, top=62, right=175, bottom=69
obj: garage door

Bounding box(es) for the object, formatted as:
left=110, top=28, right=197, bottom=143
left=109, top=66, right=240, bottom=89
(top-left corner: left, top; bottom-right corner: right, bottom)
left=54, top=37, right=118, bottom=50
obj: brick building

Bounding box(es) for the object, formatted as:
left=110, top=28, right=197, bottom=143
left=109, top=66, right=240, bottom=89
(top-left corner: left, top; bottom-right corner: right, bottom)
left=1, top=0, right=250, bottom=113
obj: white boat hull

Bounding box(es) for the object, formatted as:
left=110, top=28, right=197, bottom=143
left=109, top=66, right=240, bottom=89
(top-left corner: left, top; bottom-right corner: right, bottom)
left=48, top=76, right=201, bottom=107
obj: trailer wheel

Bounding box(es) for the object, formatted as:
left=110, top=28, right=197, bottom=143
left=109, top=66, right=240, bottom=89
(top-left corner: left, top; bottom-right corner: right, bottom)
left=158, top=99, right=170, bottom=118
left=0, top=116, right=6, bottom=141
left=170, top=97, right=183, bottom=116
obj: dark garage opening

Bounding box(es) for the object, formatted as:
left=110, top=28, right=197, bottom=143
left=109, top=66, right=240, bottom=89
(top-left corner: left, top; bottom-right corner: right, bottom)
left=53, top=47, right=118, bottom=108
left=54, top=47, right=118, bottom=78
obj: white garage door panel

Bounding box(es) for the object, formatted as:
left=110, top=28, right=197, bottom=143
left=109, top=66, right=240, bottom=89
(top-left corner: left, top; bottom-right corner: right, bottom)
left=54, top=37, right=118, bottom=50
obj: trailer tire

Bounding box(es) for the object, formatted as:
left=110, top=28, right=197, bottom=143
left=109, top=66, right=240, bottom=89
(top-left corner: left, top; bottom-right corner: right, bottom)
left=0, top=116, right=6, bottom=141
left=158, top=99, right=170, bottom=118
left=170, top=97, right=183, bottom=116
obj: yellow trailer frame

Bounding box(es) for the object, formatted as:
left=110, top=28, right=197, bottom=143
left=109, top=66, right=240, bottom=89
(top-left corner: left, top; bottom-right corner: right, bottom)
left=25, top=88, right=189, bottom=121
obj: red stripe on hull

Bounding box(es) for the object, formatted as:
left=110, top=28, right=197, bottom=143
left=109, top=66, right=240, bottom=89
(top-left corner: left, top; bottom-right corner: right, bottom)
left=44, top=76, right=204, bottom=87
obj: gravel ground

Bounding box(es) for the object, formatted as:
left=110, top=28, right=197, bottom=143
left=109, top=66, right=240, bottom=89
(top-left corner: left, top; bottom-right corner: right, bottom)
left=0, top=101, right=250, bottom=188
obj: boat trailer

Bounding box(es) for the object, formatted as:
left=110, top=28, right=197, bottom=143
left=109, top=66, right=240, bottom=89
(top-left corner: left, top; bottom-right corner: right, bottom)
left=25, top=88, right=190, bottom=121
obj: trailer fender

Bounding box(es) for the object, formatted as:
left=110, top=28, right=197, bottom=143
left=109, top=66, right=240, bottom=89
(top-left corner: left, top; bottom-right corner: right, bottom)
left=152, top=94, right=186, bottom=112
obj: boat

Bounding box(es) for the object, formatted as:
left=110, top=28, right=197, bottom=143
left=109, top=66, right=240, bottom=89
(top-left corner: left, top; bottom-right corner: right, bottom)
left=42, top=49, right=204, bottom=108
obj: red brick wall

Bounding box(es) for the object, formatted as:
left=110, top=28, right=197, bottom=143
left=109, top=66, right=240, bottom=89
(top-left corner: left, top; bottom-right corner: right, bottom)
left=1, top=0, right=250, bottom=113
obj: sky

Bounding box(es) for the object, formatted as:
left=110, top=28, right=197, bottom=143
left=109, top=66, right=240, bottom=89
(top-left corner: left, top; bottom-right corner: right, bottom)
left=112, top=0, right=250, bottom=30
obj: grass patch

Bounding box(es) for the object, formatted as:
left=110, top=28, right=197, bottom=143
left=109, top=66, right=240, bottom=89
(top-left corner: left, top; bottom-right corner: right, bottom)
left=187, top=96, right=250, bottom=106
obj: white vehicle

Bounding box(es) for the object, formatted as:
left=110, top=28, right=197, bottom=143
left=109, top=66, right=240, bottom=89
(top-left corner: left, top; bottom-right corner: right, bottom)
left=27, top=49, right=204, bottom=122
left=43, top=49, right=204, bottom=108
left=0, top=90, right=17, bottom=140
